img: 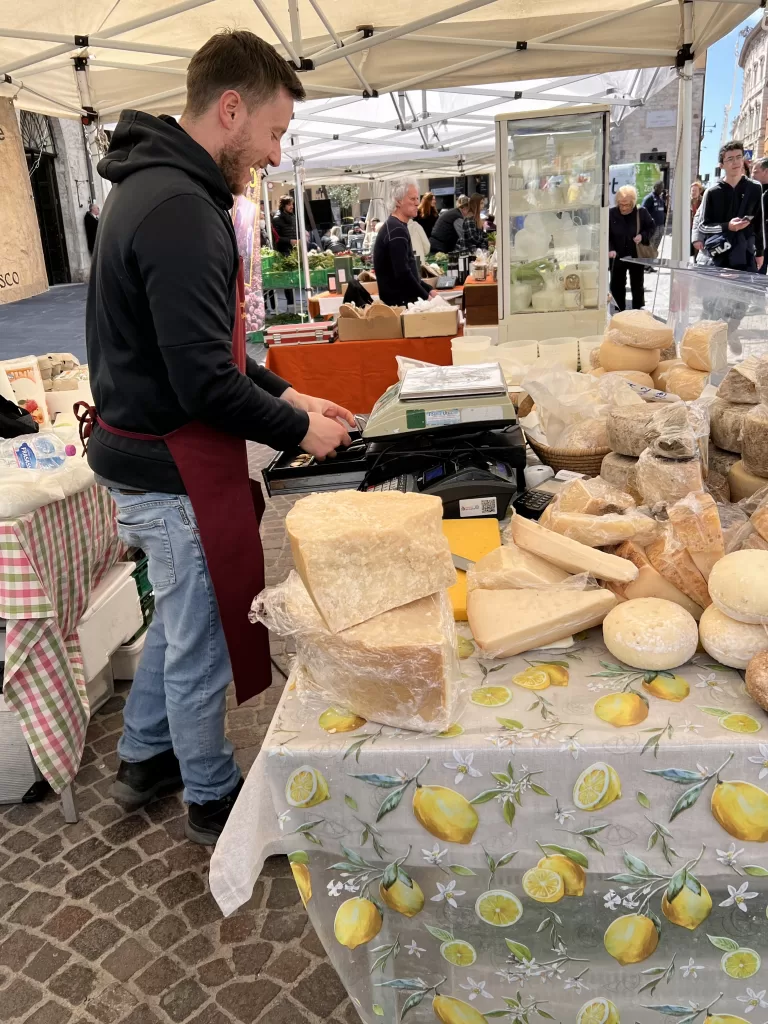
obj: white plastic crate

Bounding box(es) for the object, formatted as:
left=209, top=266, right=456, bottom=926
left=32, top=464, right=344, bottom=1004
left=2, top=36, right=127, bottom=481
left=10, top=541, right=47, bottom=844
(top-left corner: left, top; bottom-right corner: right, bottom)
left=77, top=562, right=142, bottom=682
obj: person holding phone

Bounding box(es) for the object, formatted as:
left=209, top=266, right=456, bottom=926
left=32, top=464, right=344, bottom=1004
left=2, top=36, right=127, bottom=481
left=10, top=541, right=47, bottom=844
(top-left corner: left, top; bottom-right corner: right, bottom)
left=698, top=140, right=764, bottom=272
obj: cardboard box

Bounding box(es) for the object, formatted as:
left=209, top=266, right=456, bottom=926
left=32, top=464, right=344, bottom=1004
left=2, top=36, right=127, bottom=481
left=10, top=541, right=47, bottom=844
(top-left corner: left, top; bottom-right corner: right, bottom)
left=337, top=313, right=403, bottom=341
left=402, top=308, right=459, bottom=338
left=464, top=279, right=499, bottom=327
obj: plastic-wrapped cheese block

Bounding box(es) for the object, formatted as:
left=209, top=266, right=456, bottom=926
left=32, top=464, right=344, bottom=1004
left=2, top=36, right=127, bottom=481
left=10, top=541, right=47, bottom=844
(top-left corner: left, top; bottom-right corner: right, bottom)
left=590, top=347, right=602, bottom=369
left=751, top=497, right=768, bottom=543
left=285, top=491, right=456, bottom=633
left=558, top=477, right=635, bottom=516
left=663, top=365, right=709, bottom=401
left=548, top=509, right=659, bottom=548
left=717, top=362, right=759, bottom=404
left=710, top=398, right=748, bottom=453
left=635, top=449, right=704, bottom=506
left=740, top=404, right=768, bottom=478
left=706, top=469, right=731, bottom=505
left=746, top=651, right=768, bottom=711
left=606, top=404, right=656, bottom=457
left=719, top=503, right=749, bottom=552
left=680, top=320, right=728, bottom=373
left=652, top=358, right=686, bottom=391
left=755, top=359, right=768, bottom=405
left=558, top=418, right=610, bottom=450
left=609, top=310, right=674, bottom=350
left=645, top=526, right=711, bottom=608
left=600, top=452, right=641, bottom=502
left=509, top=513, right=638, bottom=583
left=468, top=543, right=572, bottom=590
left=602, top=597, right=699, bottom=670
left=708, top=549, right=768, bottom=623
left=600, top=336, right=660, bottom=374
left=728, top=460, right=768, bottom=501
left=667, top=491, right=724, bottom=579
left=611, top=370, right=656, bottom=389
left=644, top=403, right=697, bottom=461
left=468, top=586, right=616, bottom=659
left=251, top=572, right=461, bottom=731
left=612, top=540, right=703, bottom=620
left=709, top=442, right=740, bottom=478
left=699, top=604, right=768, bottom=669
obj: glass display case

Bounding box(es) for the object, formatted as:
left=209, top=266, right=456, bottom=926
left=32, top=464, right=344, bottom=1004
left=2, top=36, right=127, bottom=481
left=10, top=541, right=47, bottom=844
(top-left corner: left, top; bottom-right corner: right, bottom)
left=494, top=105, right=610, bottom=342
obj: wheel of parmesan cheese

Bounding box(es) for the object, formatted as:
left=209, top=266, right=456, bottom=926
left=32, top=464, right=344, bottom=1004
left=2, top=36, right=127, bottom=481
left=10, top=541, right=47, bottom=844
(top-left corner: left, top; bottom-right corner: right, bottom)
left=708, top=550, right=768, bottom=624
left=699, top=604, right=768, bottom=670
left=602, top=597, right=699, bottom=670
left=600, top=337, right=660, bottom=374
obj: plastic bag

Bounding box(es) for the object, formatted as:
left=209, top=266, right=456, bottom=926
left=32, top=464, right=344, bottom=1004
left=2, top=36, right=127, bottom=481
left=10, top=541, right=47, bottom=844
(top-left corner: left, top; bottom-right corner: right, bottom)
left=644, top=399, right=710, bottom=463
left=520, top=368, right=642, bottom=447
left=250, top=572, right=462, bottom=732
left=466, top=546, right=594, bottom=592
left=0, top=458, right=94, bottom=518
left=741, top=404, right=768, bottom=477
left=396, top=356, right=438, bottom=381
left=557, top=476, right=635, bottom=515
left=635, top=449, right=705, bottom=506
left=547, top=508, right=660, bottom=548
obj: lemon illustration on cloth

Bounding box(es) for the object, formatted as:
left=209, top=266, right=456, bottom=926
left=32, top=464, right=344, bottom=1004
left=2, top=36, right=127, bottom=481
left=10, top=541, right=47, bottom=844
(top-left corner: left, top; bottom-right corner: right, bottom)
left=642, top=673, right=690, bottom=701
left=721, top=948, right=761, bottom=979
left=378, top=876, right=424, bottom=918
left=705, top=1016, right=751, bottom=1024
left=720, top=713, right=762, bottom=734
left=661, top=883, right=712, bottom=930
left=440, top=939, right=477, bottom=966
left=604, top=913, right=659, bottom=965
left=437, top=723, right=465, bottom=739
left=413, top=785, right=478, bottom=844
left=457, top=637, right=475, bottom=660
left=577, top=998, right=620, bottom=1024
left=594, top=692, right=648, bottom=727
left=537, top=854, right=586, bottom=896
left=711, top=780, right=768, bottom=842
left=537, top=662, right=569, bottom=686
left=333, top=897, right=382, bottom=949
left=288, top=852, right=311, bottom=908
left=470, top=685, right=511, bottom=707
left=433, top=994, right=487, bottom=1024
left=474, top=889, right=523, bottom=927
left=318, top=708, right=366, bottom=733
left=574, top=762, right=622, bottom=811
left=285, top=766, right=329, bottom=808
left=512, top=667, right=551, bottom=690
left=522, top=867, right=565, bottom=903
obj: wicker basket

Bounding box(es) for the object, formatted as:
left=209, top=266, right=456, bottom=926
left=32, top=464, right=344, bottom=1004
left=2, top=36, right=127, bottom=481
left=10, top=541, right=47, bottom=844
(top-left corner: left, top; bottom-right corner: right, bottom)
left=526, top=434, right=610, bottom=477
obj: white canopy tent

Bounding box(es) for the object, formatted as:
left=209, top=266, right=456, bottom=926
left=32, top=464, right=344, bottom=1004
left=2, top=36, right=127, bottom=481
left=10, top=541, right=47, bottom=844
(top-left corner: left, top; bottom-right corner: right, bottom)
left=0, top=0, right=759, bottom=258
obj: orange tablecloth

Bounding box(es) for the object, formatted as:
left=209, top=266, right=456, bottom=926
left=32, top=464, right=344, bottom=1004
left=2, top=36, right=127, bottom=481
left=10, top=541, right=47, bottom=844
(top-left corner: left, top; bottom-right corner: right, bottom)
left=266, top=336, right=454, bottom=414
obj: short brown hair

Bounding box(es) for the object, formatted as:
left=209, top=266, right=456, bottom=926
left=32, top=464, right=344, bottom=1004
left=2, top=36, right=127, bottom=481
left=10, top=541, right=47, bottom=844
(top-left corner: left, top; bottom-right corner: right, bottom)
left=719, top=139, right=744, bottom=165
left=185, top=29, right=305, bottom=118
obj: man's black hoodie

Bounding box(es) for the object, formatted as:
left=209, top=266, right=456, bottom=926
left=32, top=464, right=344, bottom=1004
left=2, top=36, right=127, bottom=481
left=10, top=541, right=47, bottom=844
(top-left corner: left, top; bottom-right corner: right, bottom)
left=86, top=110, right=309, bottom=493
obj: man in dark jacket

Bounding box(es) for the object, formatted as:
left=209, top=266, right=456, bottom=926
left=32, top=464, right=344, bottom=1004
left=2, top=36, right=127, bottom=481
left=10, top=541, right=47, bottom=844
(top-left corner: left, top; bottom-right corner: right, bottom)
left=429, top=195, right=469, bottom=254
left=642, top=181, right=666, bottom=247
left=374, top=181, right=437, bottom=306
left=87, top=30, right=354, bottom=843
left=271, top=194, right=297, bottom=254
left=752, top=156, right=768, bottom=275
left=698, top=139, right=764, bottom=271
left=84, top=203, right=99, bottom=255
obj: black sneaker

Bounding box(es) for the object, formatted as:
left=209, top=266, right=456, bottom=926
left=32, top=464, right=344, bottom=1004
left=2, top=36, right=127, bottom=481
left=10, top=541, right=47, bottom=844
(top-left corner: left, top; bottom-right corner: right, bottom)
left=110, top=749, right=183, bottom=810
left=185, top=778, right=244, bottom=846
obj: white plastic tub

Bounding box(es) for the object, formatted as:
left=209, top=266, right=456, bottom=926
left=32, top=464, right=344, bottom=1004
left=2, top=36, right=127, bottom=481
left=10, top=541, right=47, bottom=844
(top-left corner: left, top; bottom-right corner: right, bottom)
left=77, top=562, right=142, bottom=681
left=112, top=631, right=147, bottom=682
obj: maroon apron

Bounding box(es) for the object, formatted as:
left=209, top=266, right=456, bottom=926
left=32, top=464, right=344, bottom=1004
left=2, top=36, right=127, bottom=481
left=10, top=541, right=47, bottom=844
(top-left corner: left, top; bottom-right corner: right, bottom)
left=80, top=263, right=270, bottom=705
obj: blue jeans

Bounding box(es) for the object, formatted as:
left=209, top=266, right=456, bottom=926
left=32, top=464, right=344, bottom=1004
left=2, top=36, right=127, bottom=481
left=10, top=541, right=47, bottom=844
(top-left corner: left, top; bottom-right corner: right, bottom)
left=110, top=490, right=240, bottom=805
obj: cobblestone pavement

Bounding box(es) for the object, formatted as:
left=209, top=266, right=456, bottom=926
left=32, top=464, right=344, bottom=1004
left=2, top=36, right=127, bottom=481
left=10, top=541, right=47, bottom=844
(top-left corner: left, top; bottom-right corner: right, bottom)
left=0, top=444, right=355, bottom=1024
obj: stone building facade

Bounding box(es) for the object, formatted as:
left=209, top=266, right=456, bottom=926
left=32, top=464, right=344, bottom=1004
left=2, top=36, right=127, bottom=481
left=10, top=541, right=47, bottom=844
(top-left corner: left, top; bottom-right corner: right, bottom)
left=732, top=17, right=768, bottom=160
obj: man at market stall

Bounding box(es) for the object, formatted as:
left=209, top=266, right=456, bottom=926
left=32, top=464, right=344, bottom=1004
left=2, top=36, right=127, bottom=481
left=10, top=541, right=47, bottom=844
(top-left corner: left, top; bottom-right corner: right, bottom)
left=85, top=29, right=355, bottom=845
left=373, top=181, right=439, bottom=307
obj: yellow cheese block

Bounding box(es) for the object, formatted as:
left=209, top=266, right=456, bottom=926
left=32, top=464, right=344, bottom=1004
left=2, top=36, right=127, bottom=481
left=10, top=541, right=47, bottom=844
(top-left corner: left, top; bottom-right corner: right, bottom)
left=441, top=518, right=501, bottom=620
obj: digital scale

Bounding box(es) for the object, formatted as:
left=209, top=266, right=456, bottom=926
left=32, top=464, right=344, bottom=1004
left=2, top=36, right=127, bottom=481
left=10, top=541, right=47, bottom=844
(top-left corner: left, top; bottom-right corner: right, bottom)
left=263, top=363, right=527, bottom=518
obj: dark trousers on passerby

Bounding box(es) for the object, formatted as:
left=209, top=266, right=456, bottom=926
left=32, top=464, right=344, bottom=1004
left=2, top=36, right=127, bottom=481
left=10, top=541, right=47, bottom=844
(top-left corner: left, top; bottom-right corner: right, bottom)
left=610, top=258, right=645, bottom=311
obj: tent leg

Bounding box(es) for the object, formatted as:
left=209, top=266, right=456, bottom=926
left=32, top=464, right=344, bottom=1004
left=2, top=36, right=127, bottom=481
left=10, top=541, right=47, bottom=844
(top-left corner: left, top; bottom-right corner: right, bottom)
left=293, top=158, right=311, bottom=319
left=672, top=0, right=693, bottom=263
left=262, top=176, right=272, bottom=247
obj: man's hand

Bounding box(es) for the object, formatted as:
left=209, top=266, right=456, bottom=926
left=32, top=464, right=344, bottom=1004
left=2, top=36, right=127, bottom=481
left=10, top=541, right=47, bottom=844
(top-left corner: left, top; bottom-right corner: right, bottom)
left=428, top=289, right=439, bottom=298
left=283, top=388, right=356, bottom=428
left=633, top=234, right=643, bottom=244
left=693, top=240, right=704, bottom=251
left=758, top=255, right=765, bottom=270
left=729, top=217, right=750, bottom=232
left=300, top=413, right=351, bottom=460
left=609, top=250, right=617, bottom=258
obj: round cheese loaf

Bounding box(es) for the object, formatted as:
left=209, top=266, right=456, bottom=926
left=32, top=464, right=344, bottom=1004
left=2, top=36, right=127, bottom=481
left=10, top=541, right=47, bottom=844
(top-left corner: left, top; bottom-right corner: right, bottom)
left=609, top=310, right=674, bottom=350
left=728, top=459, right=768, bottom=501
left=741, top=404, right=768, bottom=478
left=600, top=337, right=660, bottom=374
left=718, top=365, right=758, bottom=404
left=699, top=604, right=768, bottom=669
left=663, top=365, right=709, bottom=401
left=708, top=549, right=768, bottom=623
left=709, top=442, right=740, bottom=478
left=602, top=597, right=699, bottom=670
left=652, top=357, right=686, bottom=391
left=745, top=650, right=768, bottom=711
left=606, top=405, right=656, bottom=457
left=710, top=399, right=747, bottom=454
left=680, top=320, right=728, bottom=373
left=600, top=452, right=640, bottom=502
left=609, top=370, right=656, bottom=389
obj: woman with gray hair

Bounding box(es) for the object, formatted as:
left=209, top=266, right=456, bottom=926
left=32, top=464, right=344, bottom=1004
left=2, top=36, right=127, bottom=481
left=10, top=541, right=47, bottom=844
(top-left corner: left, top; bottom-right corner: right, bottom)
left=373, top=181, right=437, bottom=306
left=608, top=184, right=654, bottom=311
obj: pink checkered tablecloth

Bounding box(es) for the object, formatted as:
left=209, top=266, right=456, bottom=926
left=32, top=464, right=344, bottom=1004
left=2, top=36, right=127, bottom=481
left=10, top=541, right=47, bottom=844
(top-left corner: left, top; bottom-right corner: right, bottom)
left=0, top=485, right=123, bottom=792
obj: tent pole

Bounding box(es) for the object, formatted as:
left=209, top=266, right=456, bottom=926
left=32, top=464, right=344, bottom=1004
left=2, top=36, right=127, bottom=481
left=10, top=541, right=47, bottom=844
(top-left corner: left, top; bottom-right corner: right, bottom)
left=1, top=43, right=74, bottom=76
left=305, top=0, right=375, bottom=95
left=293, top=158, right=311, bottom=319
left=252, top=0, right=302, bottom=67
left=672, top=0, right=694, bottom=263
left=263, top=176, right=273, bottom=248
left=73, top=57, right=100, bottom=201
left=287, top=0, right=303, bottom=58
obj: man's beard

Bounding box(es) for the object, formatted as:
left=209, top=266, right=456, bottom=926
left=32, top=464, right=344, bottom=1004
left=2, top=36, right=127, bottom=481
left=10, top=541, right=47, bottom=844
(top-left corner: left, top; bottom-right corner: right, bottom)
left=218, top=139, right=251, bottom=196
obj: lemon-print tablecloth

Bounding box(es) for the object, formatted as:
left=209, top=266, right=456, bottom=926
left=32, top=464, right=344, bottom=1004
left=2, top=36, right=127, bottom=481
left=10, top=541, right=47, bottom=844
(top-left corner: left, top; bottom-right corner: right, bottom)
left=210, top=627, right=768, bottom=1024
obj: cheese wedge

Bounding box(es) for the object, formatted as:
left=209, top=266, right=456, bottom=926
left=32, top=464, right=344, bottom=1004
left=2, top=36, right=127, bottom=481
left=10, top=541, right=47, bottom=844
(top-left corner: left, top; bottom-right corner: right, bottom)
left=548, top=510, right=660, bottom=548
left=468, top=587, right=617, bottom=658
left=645, top=527, right=711, bottom=609
left=667, top=491, right=724, bottom=580
left=510, top=514, right=638, bottom=583
left=442, top=518, right=501, bottom=620
left=557, top=478, right=635, bottom=516
left=469, top=542, right=571, bottom=590
left=613, top=540, right=703, bottom=620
